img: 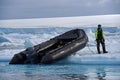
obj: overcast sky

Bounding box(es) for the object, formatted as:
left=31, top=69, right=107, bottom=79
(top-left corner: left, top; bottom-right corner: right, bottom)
left=0, top=0, right=120, bottom=20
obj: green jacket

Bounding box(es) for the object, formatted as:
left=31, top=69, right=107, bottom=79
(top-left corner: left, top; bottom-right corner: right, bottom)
left=95, top=30, right=104, bottom=39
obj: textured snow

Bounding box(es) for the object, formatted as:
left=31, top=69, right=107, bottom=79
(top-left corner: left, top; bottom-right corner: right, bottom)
left=0, top=14, right=120, bottom=64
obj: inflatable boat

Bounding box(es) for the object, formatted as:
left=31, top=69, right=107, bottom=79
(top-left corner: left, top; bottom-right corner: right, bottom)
left=9, top=29, right=88, bottom=64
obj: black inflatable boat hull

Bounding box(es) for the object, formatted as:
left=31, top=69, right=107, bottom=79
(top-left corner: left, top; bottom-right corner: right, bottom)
left=9, top=29, right=88, bottom=64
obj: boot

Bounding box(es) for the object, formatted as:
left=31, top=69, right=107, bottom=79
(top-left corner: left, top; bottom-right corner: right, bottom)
left=103, top=51, right=108, bottom=53
left=98, top=51, right=101, bottom=54
left=102, top=43, right=108, bottom=53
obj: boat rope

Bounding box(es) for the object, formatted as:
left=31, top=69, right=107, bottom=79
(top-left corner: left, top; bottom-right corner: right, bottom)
left=86, top=42, right=96, bottom=54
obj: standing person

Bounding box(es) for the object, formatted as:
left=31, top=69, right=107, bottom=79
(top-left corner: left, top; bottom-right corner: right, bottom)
left=95, top=24, right=108, bottom=54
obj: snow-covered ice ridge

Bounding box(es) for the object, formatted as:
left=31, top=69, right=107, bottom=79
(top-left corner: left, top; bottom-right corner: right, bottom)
left=0, top=14, right=120, bottom=28
left=0, top=27, right=120, bottom=64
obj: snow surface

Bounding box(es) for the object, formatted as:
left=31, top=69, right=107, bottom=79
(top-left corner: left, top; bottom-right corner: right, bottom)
left=0, top=27, right=120, bottom=64
left=0, top=14, right=120, bottom=28
left=0, top=14, right=120, bottom=64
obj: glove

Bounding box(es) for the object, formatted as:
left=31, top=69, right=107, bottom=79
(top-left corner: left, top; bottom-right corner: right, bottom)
left=102, top=38, right=105, bottom=42
left=95, top=39, right=98, bottom=41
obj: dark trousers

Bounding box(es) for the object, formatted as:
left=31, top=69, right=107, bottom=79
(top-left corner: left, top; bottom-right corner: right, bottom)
left=97, top=40, right=106, bottom=53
